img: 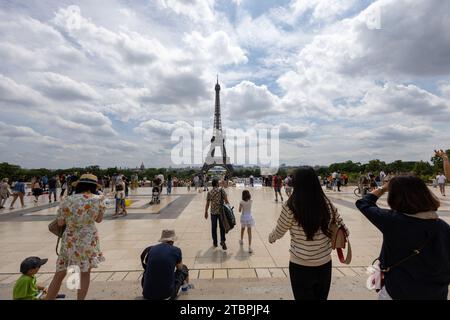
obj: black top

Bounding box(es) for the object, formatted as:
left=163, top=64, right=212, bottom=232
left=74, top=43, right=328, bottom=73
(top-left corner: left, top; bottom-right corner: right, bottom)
left=48, top=178, right=57, bottom=189
left=356, top=194, right=450, bottom=300
left=142, top=243, right=182, bottom=300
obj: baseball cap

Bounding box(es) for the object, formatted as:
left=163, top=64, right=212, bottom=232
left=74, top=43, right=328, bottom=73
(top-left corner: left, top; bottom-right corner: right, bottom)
left=20, top=257, right=48, bottom=274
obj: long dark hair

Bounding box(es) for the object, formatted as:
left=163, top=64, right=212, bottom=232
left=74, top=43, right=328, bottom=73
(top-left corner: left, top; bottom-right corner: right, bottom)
left=287, top=167, right=334, bottom=240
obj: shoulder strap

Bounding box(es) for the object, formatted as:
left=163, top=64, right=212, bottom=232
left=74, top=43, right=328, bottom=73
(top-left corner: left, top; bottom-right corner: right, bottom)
left=380, top=236, right=433, bottom=273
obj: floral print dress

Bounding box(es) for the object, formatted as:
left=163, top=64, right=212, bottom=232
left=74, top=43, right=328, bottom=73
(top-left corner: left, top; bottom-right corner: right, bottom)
left=56, top=194, right=106, bottom=272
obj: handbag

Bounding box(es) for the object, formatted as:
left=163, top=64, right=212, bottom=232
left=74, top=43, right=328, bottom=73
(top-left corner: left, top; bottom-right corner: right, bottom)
left=330, top=213, right=352, bottom=264
left=48, top=219, right=66, bottom=255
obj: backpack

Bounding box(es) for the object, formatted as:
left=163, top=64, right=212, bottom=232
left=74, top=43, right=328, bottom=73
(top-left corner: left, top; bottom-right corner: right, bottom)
left=219, top=188, right=235, bottom=233
left=140, top=246, right=153, bottom=288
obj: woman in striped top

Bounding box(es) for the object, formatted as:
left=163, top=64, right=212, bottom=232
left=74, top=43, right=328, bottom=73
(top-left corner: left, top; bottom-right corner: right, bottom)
left=269, top=167, right=348, bottom=300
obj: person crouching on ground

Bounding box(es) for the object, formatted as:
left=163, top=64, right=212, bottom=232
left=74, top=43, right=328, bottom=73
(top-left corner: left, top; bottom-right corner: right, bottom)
left=141, top=230, right=189, bottom=300
left=13, top=257, right=48, bottom=300
left=356, top=176, right=450, bottom=300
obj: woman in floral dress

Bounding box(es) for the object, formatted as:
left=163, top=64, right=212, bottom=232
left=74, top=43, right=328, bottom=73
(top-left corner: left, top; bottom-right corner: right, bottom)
left=46, top=174, right=105, bottom=300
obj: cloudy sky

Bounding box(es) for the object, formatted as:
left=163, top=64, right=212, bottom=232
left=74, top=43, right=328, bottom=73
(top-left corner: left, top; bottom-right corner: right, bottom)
left=1, top=0, right=449, bottom=169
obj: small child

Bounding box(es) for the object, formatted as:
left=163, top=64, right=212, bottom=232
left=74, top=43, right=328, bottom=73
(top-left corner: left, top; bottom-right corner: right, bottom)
left=13, top=257, right=48, bottom=300
left=239, top=190, right=255, bottom=253
left=113, top=181, right=127, bottom=217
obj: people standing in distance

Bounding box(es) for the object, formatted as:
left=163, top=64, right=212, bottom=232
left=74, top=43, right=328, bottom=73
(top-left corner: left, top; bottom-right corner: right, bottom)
left=436, top=172, right=447, bottom=196
left=0, top=178, right=11, bottom=209
left=9, top=178, right=26, bottom=209
left=273, top=174, right=284, bottom=202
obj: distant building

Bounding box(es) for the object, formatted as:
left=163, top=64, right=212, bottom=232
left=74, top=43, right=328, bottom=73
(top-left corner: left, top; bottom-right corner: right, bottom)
left=140, top=162, right=145, bottom=171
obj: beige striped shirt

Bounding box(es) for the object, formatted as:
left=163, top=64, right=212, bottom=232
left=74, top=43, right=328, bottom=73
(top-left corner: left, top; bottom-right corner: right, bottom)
left=269, top=203, right=347, bottom=267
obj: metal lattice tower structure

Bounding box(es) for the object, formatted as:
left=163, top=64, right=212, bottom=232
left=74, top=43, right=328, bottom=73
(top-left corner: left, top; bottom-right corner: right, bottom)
left=201, top=77, right=233, bottom=175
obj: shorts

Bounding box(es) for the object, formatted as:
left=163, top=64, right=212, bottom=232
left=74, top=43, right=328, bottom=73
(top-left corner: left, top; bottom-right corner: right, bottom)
left=32, top=188, right=43, bottom=196
left=285, top=186, right=293, bottom=193
left=274, top=187, right=281, bottom=193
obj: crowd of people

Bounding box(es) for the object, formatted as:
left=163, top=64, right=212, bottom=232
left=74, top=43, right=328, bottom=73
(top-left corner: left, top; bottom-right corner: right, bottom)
left=4, top=167, right=450, bottom=301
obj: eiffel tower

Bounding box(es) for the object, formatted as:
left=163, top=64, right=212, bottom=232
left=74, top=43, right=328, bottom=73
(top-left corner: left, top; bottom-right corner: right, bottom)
left=202, top=77, right=233, bottom=175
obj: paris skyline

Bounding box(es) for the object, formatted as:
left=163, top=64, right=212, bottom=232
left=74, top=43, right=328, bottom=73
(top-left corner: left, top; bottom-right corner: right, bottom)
left=1, top=0, right=450, bottom=169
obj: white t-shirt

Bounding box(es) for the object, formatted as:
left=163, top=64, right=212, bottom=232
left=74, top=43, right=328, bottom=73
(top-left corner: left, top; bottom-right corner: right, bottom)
left=437, top=175, right=447, bottom=184
left=240, top=200, right=252, bottom=214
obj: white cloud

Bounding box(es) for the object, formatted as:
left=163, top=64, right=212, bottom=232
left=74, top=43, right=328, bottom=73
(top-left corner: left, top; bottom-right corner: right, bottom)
left=225, top=81, right=282, bottom=120
left=0, top=121, right=40, bottom=138
left=30, top=72, right=100, bottom=101
left=184, top=31, right=248, bottom=65
left=0, top=75, right=45, bottom=107
left=355, top=83, right=450, bottom=121
left=156, top=0, right=215, bottom=22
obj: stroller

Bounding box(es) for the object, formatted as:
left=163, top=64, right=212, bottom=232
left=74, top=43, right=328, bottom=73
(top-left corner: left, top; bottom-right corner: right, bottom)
left=150, top=179, right=162, bottom=205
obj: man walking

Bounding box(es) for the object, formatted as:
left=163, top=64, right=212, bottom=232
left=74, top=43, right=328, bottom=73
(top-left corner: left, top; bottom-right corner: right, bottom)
left=273, top=175, right=284, bottom=202
left=48, top=175, right=57, bottom=203
left=437, top=172, right=447, bottom=196
left=205, top=178, right=229, bottom=250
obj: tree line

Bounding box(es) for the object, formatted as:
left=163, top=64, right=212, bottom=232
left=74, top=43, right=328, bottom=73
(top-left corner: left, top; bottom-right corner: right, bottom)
left=1, top=150, right=448, bottom=183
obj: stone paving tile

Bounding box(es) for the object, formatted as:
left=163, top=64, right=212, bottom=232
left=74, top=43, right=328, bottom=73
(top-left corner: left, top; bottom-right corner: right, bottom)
left=93, top=272, right=113, bottom=282
left=228, top=269, right=257, bottom=279
left=268, top=268, right=286, bottom=278
left=337, top=267, right=359, bottom=277
left=90, top=273, right=101, bottom=281
left=332, top=268, right=346, bottom=277
left=0, top=274, right=12, bottom=282
left=213, top=269, right=228, bottom=279
left=283, top=268, right=289, bottom=277
left=0, top=274, right=20, bottom=284
left=123, top=271, right=142, bottom=281
left=198, top=270, right=213, bottom=280
left=189, top=269, right=199, bottom=280
left=108, top=272, right=129, bottom=281
left=351, top=267, right=368, bottom=276
left=255, top=268, right=271, bottom=278
left=36, top=273, right=54, bottom=284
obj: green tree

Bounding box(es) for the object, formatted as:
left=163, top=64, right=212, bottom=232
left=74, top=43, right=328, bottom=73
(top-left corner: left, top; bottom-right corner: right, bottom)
left=413, top=161, right=433, bottom=176
left=365, top=159, right=387, bottom=173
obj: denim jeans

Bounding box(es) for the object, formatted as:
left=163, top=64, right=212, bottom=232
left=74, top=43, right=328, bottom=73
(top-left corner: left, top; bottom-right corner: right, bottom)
left=211, top=213, right=226, bottom=245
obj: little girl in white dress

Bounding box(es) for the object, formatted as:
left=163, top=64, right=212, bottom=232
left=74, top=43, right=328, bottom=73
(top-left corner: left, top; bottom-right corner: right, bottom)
left=239, top=190, right=255, bottom=253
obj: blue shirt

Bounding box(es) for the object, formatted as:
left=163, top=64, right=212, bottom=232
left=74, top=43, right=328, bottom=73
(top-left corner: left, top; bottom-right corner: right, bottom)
left=142, top=243, right=182, bottom=300
left=13, top=182, right=25, bottom=194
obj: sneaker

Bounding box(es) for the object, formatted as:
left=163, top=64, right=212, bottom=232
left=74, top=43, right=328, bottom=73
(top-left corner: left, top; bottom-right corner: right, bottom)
left=239, top=240, right=243, bottom=245
left=249, top=247, right=253, bottom=254
left=221, top=242, right=227, bottom=250
left=275, top=198, right=278, bottom=202
left=213, top=242, right=218, bottom=248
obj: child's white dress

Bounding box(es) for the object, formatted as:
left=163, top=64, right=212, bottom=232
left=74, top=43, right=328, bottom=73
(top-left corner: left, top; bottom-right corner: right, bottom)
left=240, top=200, right=255, bottom=227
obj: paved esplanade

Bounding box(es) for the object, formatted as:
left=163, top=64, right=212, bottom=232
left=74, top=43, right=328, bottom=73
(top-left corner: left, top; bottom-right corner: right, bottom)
left=1, top=186, right=449, bottom=300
